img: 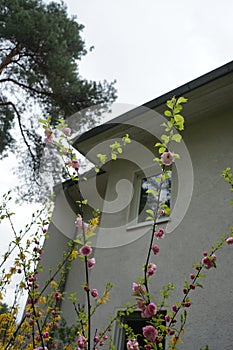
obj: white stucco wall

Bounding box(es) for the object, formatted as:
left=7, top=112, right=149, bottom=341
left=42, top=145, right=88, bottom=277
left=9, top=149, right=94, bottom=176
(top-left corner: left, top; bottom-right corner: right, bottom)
left=40, top=104, right=233, bottom=349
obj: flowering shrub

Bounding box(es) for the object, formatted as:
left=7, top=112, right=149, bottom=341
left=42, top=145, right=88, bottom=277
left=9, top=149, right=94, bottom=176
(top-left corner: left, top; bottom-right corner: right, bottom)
left=0, top=97, right=232, bottom=350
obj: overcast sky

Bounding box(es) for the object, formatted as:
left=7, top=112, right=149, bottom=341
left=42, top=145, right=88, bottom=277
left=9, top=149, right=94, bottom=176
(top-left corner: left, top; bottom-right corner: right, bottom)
left=1, top=0, right=233, bottom=305
left=64, top=0, right=233, bottom=105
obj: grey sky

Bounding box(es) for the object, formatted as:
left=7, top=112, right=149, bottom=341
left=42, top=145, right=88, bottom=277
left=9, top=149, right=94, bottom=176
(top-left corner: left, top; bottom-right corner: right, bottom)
left=64, top=0, right=233, bottom=104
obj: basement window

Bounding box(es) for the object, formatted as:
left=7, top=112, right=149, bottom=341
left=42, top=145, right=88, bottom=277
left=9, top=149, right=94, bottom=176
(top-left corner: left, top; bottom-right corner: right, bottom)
left=114, top=310, right=166, bottom=349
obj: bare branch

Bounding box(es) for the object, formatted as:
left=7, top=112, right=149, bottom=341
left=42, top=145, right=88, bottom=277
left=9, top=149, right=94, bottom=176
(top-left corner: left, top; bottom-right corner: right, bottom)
left=0, top=77, right=53, bottom=97
left=0, top=44, right=22, bottom=75
left=0, top=100, right=40, bottom=186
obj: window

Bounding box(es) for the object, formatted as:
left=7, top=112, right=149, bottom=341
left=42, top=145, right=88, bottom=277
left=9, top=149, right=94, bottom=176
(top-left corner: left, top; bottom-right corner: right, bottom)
left=138, top=171, right=171, bottom=223
left=114, top=311, right=166, bottom=349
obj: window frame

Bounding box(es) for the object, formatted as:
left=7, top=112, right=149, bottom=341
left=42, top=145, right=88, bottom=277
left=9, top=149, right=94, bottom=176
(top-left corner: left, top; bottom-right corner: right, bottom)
left=127, top=167, right=171, bottom=229
left=113, top=310, right=166, bottom=349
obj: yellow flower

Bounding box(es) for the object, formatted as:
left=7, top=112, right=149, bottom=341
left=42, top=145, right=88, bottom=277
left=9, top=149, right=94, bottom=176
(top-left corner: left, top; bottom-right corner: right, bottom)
left=40, top=296, right=46, bottom=304
left=16, top=334, right=24, bottom=345
left=171, top=336, right=181, bottom=345
left=71, top=250, right=78, bottom=260
left=5, top=273, right=12, bottom=280
left=50, top=280, right=58, bottom=288
left=19, top=252, right=25, bottom=260
left=98, top=298, right=107, bottom=305
left=83, top=323, right=88, bottom=331
left=10, top=267, right=17, bottom=274
left=104, top=291, right=109, bottom=301
left=65, top=345, right=73, bottom=350
left=90, top=217, right=99, bottom=227
left=0, top=313, right=15, bottom=339
left=13, top=307, right=18, bottom=315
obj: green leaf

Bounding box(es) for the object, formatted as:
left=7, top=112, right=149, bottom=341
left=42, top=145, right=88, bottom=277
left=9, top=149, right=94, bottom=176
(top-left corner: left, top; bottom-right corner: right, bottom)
left=146, top=189, right=158, bottom=198
left=111, top=153, right=117, bottom=160
left=97, top=153, right=107, bottom=164
left=162, top=204, right=170, bottom=215
left=39, top=119, right=47, bottom=125
left=146, top=209, right=154, bottom=217
left=164, top=110, right=172, bottom=117
left=159, top=146, right=166, bottom=154
left=155, top=142, right=164, bottom=147
left=174, top=114, right=185, bottom=131
left=74, top=239, right=83, bottom=245
left=110, top=141, right=121, bottom=150
left=174, top=114, right=184, bottom=123
left=161, top=134, right=170, bottom=144
left=166, top=98, right=175, bottom=109
left=122, top=134, right=131, bottom=145
left=172, top=134, right=182, bottom=142
left=154, top=157, right=162, bottom=165
left=174, top=104, right=183, bottom=114
left=177, top=97, right=188, bottom=104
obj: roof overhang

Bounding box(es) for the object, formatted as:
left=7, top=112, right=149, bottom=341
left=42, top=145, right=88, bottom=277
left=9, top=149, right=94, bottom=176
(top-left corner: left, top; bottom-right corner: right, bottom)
left=73, top=60, right=233, bottom=159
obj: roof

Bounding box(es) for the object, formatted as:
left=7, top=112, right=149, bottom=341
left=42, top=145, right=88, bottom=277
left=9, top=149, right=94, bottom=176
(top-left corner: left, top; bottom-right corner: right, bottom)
left=74, top=60, right=233, bottom=156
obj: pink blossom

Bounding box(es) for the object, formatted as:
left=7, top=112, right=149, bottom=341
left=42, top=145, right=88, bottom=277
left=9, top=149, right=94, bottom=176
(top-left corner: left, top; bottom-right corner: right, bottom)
left=80, top=245, right=92, bottom=257
left=137, top=299, right=145, bottom=310
left=126, top=338, right=139, bottom=350
left=165, top=314, right=170, bottom=322
left=94, top=336, right=99, bottom=343
left=44, top=129, right=53, bottom=145
left=71, top=159, right=80, bottom=170
left=45, top=137, right=53, bottom=145
left=75, top=217, right=88, bottom=230
left=88, top=258, right=96, bottom=269
left=154, top=228, right=165, bottom=239
left=91, top=289, right=98, bottom=297
left=141, top=302, right=157, bottom=318
left=226, top=237, right=233, bottom=245
left=142, top=325, right=158, bottom=343
left=62, top=127, right=71, bottom=136
left=161, top=151, right=174, bottom=166
left=184, top=301, right=191, bottom=307
left=132, top=282, right=146, bottom=295
left=43, top=331, right=49, bottom=339
left=54, top=292, right=61, bottom=301
left=202, top=254, right=216, bottom=269
left=147, top=263, right=157, bottom=276
left=77, top=335, right=87, bottom=349
left=152, top=244, right=160, bottom=255
left=145, top=345, right=152, bottom=350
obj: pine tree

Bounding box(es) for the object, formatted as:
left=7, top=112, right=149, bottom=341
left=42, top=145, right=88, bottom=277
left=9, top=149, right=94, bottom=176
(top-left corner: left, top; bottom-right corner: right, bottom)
left=0, top=0, right=116, bottom=201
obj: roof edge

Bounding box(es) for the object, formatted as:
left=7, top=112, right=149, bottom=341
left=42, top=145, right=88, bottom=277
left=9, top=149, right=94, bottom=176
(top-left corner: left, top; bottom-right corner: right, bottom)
left=74, top=60, right=233, bottom=147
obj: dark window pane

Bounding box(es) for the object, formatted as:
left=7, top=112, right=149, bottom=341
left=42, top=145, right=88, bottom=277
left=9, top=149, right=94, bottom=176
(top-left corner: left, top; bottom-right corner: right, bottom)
left=122, top=311, right=166, bottom=349
left=138, top=172, right=171, bottom=223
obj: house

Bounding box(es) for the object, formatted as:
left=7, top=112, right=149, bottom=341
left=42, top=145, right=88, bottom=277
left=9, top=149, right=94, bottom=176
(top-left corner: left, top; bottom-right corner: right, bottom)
left=40, top=61, right=233, bottom=349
